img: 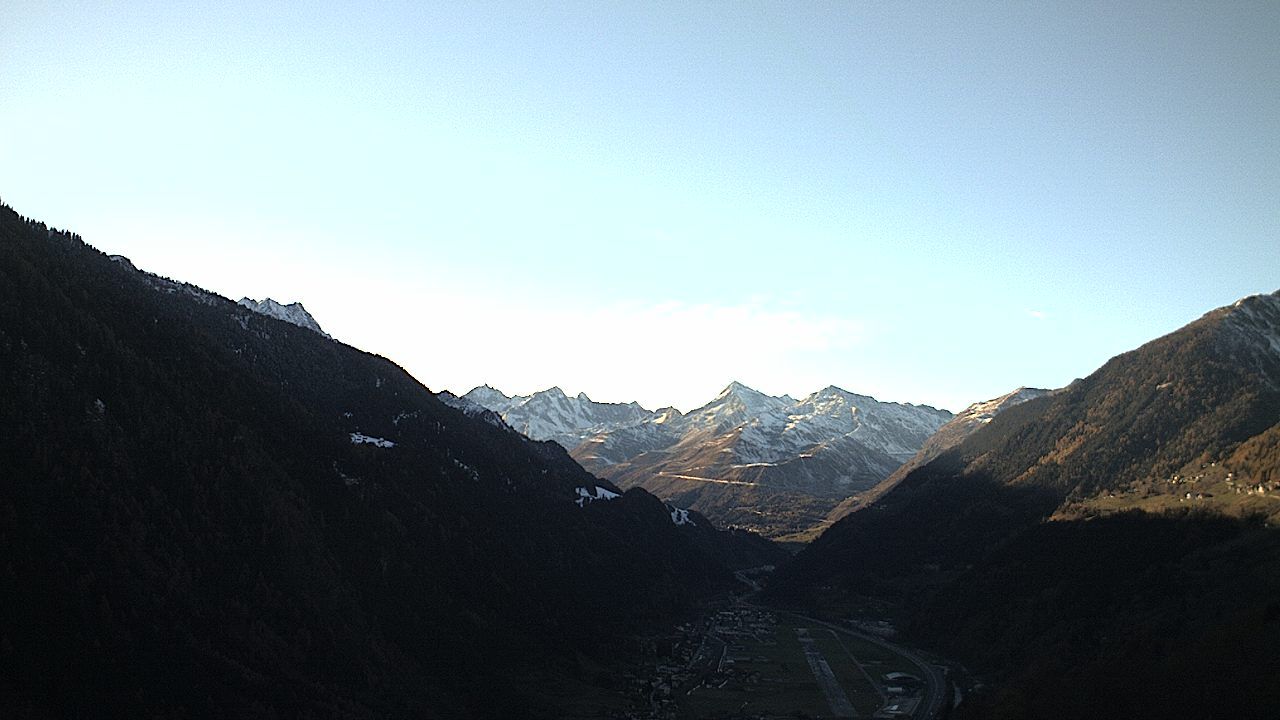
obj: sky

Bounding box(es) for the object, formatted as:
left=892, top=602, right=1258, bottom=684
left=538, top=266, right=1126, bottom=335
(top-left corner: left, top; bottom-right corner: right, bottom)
left=2, top=1, right=1277, bottom=412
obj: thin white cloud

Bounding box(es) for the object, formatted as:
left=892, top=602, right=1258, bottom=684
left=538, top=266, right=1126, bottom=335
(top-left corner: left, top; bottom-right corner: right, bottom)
left=1026, top=309, right=1047, bottom=320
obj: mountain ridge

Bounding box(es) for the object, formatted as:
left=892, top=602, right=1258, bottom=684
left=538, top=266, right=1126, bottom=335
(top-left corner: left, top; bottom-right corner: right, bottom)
left=819, top=385, right=1053, bottom=528
left=460, top=384, right=654, bottom=449
left=237, top=296, right=331, bottom=338
left=460, top=380, right=953, bottom=536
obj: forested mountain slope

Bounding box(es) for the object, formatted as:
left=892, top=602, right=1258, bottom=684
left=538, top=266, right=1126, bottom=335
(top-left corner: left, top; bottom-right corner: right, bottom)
left=768, top=290, right=1280, bottom=719
left=0, top=203, right=780, bottom=718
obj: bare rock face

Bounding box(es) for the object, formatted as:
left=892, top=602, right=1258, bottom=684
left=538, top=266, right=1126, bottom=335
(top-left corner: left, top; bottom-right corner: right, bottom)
left=237, top=296, right=331, bottom=338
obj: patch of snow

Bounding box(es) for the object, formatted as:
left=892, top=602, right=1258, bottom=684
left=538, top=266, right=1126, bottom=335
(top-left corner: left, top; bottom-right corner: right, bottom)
left=350, top=433, right=395, bottom=448
left=651, top=407, right=682, bottom=424
left=574, top=485, right=621, bottom=507
left=668, top=505, right=696, bottom=526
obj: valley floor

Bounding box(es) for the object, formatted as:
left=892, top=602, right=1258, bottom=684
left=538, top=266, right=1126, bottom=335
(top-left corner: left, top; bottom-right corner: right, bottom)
left=571, top=573, right=960, bottom=720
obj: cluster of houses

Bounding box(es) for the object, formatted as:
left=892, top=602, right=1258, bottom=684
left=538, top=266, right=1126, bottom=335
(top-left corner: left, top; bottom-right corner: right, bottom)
left=698, top=608, right=778, bottom=691
left=611, top=606, right=785, bottom=719
left=613, top=630, right=699, bottom=719
left=612, top=614, right=736, bottom=719
left=1227, top=472, right=1278, bottom=496
left=1166, top=463, right=1280, bottom=502
left=611, top=605, right=946, bottom=719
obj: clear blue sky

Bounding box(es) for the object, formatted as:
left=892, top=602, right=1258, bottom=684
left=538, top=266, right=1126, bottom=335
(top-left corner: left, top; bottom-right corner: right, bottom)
left=3, top=1, right=1277, bottom=412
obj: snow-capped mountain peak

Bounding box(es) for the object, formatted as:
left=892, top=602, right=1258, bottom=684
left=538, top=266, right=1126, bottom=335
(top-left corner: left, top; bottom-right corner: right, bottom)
left=458, top=381, right=955, bottom=535
left=715, top=380, right=774, bottom=403
left=456, top=385, right=653, bottom=449
left=437, top=391, right=514, bottom=432
left=238, top=297, right=331, bottom=338
left=462, top=384, right=517, bottom=412
left=684, top=381, right=791, bottom=433
left=1220, top=290, right=1280, bottom=379
left=651, top=407, right=683, bottom=425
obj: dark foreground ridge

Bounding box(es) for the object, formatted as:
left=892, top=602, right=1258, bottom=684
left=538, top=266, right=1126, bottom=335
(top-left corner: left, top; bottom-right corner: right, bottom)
left=0, top=203, right=783, bottom=718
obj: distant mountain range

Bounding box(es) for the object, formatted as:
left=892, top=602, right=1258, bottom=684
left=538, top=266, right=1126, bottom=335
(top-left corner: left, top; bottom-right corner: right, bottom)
left=457, top=381, right=953, bottom=537
left=458, top=384, right=652, bottom=448
left=769, top=289, right=1280, bottom=719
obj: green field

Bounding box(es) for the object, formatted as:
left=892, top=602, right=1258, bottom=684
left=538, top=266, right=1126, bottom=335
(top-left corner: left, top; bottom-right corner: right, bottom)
left=680, top=617, right=830, bottom=718
left=817, top=627, right=921, bottom=678
left=679, top=615, right=919, bottom=719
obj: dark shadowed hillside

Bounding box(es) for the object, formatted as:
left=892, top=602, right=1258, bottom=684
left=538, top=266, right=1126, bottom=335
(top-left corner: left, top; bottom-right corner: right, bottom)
left=0, top=204, right=782, bottom=718
left=767, top=290, right=1280, bottom=719
left=816, top=386, right=1051, bottom=535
